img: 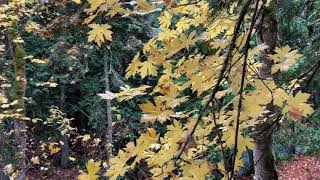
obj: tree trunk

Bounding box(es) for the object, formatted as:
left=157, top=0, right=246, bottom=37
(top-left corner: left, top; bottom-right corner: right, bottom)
left=254, top=2, right=278, bottom=180
left=1, top=2, right=11, bottom=180
left=104, top=59, right=113, bottom=163
left=60, top=135, right=69, bottom=168
left=0, top=130, right=9, bottom=180
left=7, top=32, right=27, bottom=180
left=253, top=126, right=277, bottom=180
left=59, top=85, right=69, bottom=168
left=0, top=28, right=9, bottom=180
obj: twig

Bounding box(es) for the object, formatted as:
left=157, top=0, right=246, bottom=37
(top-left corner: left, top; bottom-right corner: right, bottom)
left=212, top=104, right=230, bottom=180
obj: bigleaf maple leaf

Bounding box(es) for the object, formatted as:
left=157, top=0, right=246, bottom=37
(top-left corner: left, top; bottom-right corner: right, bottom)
left=88, top=23, right=113, bottom=46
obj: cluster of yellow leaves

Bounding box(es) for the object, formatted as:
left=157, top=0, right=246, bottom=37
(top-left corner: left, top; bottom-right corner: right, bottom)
left=0, top=5, right=19, bottom=28
left=46, top=106, right=75, bottom=135
left=25, top=21, right=40, bottom=33
left=35, top=82, right=59, bottom=88
left=48, top=142, right=61, bottom=155
left=181, top=160, right=210, bottom=180
left=31, top=58, right=48, bottom=64
left=0, top=75, right=31, bottom=121
left=106, top=119, right=215, bottom=179
left=221, top=122, right=253, bottom=168
left=82, top=0, right=164, bottom=47
left=105, top=128, right=158, bottom=179
left=158, top=11, right=172, bottom=30
left=98, top=85, right=150, bottom=101
left=78, top=159, right=101, bottom=180
left=125, top=31, right=198, bottom=79
left=1, top=100, right=18, bottom=109
left=0, top=0, right=32, bottom=32
left=206, top=13, right=238, bottom=39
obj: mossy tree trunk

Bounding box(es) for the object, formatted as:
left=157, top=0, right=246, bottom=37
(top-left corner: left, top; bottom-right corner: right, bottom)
left=7, top=29, right=27, bottom=180
left=1, top=2, right=11, bottom=180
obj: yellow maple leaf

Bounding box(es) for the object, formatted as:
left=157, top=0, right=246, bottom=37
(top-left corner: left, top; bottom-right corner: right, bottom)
left=138, top=98, right=174, bottom=123
left=85, top=0, right=105, bottom=13
left=139, top=60, right=157, bottom=79
left=180, top=30, right=197, bottom=50
left=158, top=11, right=172, bottom=30
left=125, top=52, right=141, bottom=78
left=31, top=156, right=40, bottom=164
left=136, top=0, right=157, bottom=12
left=158, top=30, right=177, bottom=41
left=150, top=161, right=175, bottom=179
left=82, top=134, right=91, bottom=142
left=284, top=92, right=313, bottom=122
left=273, top=88, right=289, bottom=107
left=98, top=85, right=150, bottom=102
left=104, top=150, right=129, bottom=180
left=181, top=160, right=209, bottom=180
left=107, top=4, right=127, bottom=17
left=78, top=159, right=101, bottom=180
left=116, top=85, right=150, bottom=102
left=143, top=38, right=157, bottom=54
left=268, top=46, right=302, bottom=74
left=166, top=119, right=186, bottom=143
left=48, top=143, right=61, bottom=154
left=176, top=17, right=191, bottom=33
left=88, top=23, right=112, bottom=46
left=131, top=128, right=159, bottom=163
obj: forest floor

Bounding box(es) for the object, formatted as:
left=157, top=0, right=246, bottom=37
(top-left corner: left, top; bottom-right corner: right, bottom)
left=27, top=166, right=79, bottom=180
left=277, top=155, right=320, bottom=180
left=26, top=155, right=320, bottom=180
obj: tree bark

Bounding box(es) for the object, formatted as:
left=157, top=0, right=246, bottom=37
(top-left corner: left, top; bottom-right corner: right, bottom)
left=0, top=24, right=9, bottom=180
left=254, top=2, right=278, bottom=180
left=59, top=85, right=69, bottom=168
left=60, top=134, right=69, bottom=168
left=7, top=31, right=27, bottom=180
left=104, top=58, right=113, bottom=163
left=0, top=130, right=9, bottom=180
